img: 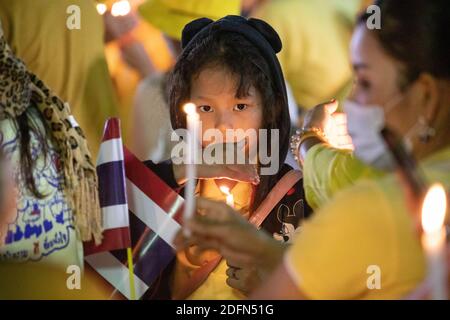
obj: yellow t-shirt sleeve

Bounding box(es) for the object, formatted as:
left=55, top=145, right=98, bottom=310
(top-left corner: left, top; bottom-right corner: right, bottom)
left=284, top=182, right=393, bottom=299
left=303, top=143, right=383, bottom=209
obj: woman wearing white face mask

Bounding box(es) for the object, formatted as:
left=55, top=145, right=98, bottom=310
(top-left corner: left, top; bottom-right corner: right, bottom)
left=177, top=0, right=450, bottom=299
left=292, top=3, right=450, bottom=210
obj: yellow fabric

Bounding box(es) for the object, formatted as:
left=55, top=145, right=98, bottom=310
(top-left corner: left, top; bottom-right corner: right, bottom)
left=303, top=143, right=385, bottom=210
left=172, top=180, right=252, bottom=300
left=0, top=0, right=120, bottom=159
left=0, top=262, right=112, bottom=299
left=138, top=0, right=241, bottom=40
left=254, top=0, right=361, bottom=109
left=285, top=147, right=450, bottom=299
left=188, top=260, right=247, bottom=300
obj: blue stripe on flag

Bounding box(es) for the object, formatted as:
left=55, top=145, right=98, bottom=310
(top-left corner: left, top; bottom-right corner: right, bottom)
left=111, top=211, right=175, bottom=290
left=97, top=161, right=127, bottom=207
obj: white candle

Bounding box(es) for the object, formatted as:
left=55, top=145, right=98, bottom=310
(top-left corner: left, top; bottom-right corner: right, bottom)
left=421, top=183, right=448, bottom=300
left=220, top=186, right=234, bottom=208
left=183, top=103, right=200, bottom=232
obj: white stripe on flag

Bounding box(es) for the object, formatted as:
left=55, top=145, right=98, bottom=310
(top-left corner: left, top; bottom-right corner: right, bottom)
left=85, top=252, right=148, bottom=300
left=102, top=204, right=130, bottom=230
left=126, top=179, right=181, bottom=248
left=97, top=138, right=124, bottom=166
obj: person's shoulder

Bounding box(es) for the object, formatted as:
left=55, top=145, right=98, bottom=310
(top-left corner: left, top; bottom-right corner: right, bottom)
left=319, top=177, right=398, bottom=228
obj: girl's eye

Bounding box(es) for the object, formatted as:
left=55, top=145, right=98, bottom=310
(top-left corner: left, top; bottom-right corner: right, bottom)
left=233, top=104, right=248, bottom=111
left=199, top=105, right=213, bottom=113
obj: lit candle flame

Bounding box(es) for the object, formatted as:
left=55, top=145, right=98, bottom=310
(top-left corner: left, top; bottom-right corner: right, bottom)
left=220, top=186, right=234, bottom=208
left=96, top=3, right=107, bottom=15
left=421, top=183, right=447, bottom=234
left=219, top=186, right=230, bottom=195
left=111, top=0, right=131, bottom=17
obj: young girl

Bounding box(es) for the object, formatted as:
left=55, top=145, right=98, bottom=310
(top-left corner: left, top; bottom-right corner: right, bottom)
left=144, top=15, right=313, bottom=299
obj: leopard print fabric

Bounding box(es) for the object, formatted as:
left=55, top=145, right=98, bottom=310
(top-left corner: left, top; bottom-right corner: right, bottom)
left=0, top=26, right=31, bottom=119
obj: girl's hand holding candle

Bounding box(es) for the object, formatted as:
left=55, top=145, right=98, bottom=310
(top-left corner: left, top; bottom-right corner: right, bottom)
left=183, top=103, right=200, bottom=231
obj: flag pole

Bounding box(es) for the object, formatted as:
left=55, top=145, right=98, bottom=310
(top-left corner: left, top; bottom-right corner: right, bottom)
left=126, top=247, right=136, bottom=300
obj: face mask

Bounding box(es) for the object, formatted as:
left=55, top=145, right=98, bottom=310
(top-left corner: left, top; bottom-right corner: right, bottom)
left=343, top=93, right=418, bottom=171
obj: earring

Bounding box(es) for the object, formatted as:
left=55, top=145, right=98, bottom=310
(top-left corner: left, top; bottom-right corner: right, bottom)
left=418, top=117, right=436, bottom=143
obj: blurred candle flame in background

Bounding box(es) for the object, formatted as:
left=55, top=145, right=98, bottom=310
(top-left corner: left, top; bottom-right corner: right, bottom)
left=421, top=183, right=448, bottom=300
left=96, top=3, right=107, bottom=15
left=111, top=0, right=131, bottom=17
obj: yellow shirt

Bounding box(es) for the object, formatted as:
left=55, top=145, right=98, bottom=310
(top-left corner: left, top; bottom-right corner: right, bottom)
left=0, top=0, right=120, bottom=158
left=284, top=147, right=450, bottom=299
left=303, top=143, right=384, bottom=209
left=172, top=180, right=252, bottom=300
left=254, top=0, right=361, bottom=109
left=0, top=262, right=112, bottom=299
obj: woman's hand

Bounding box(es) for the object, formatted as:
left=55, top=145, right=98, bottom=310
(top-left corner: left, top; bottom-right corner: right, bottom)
left=174, top=197, right=285, bottom=292
left=302, top=99, right=338, bottom=132
left=291, top=100, right=338, bottom=167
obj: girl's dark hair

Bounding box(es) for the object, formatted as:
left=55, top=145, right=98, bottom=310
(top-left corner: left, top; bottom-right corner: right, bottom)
left=358, top=0, right=450, bottom=87
left=168, top=31, right=290, bottom=212
left=14, top=104, right=49, bottom=198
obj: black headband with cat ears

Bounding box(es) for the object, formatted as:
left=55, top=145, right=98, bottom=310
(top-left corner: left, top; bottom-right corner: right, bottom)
left=181, top=15, right=282, bottom=54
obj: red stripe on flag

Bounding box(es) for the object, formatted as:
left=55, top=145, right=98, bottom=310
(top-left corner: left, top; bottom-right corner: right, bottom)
left=83, top=227, right=131, bottom=256
left=124, top=147, right=184, bottom=224
left=102, top=118, right=121, bottom=142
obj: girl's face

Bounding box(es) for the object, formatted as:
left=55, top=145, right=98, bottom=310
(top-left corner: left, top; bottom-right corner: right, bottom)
left=350, top=24, right=423, bottom=139
left=190, top=66, right=263, bottom=147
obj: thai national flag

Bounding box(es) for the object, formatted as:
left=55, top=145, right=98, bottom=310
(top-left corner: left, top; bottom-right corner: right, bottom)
left=85, top=118, right=184, bottom=300
left=84, top=118, right=131, bottom=255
